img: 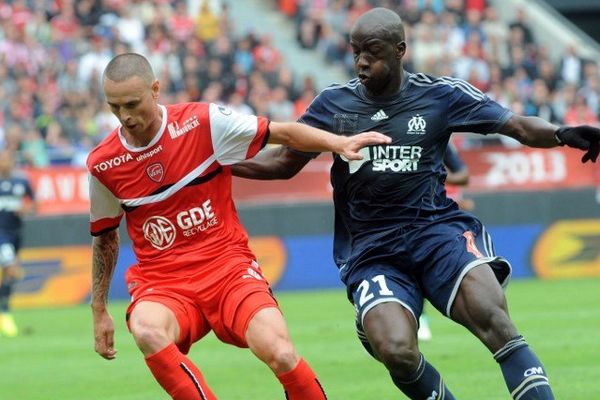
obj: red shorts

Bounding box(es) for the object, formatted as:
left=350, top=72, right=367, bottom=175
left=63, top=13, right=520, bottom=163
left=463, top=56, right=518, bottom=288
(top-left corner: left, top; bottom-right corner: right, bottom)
left=125, top=259, right=279, bottom=354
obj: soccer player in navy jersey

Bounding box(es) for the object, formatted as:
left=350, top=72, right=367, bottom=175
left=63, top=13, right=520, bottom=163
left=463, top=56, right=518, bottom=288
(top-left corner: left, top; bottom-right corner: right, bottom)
left=232, top=8, right=600, bottom=400
left=0, top=150, right=35, bottom=337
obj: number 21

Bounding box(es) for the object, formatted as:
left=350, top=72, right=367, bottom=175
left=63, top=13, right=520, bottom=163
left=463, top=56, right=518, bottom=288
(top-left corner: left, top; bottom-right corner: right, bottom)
left=357, top=275, right=393, bottom=307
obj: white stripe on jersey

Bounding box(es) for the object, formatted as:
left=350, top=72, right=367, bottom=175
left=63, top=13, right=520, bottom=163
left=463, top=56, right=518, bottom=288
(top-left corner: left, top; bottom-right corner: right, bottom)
left=409, top=73, right=485, bottom=101
left=209, top=103, right=261, bottom=166
left=89, top=174, right=123, bottom=222
left=119, top=154, right=217, bottom=207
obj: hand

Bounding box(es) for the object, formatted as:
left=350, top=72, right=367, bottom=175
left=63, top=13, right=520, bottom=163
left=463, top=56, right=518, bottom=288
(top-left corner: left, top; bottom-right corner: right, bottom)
left=92, top=307, right=117, bottom=360
left=555, top=125, right=600, bottom=163
left=338, top=131, right=391, bottom=160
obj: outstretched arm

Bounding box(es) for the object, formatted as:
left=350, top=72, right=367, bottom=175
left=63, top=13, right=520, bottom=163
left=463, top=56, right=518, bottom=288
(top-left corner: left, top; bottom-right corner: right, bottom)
left=232, top=146, right=311, bottom=180
left=91, top=229, right=120, bottom=360
left=500, top=115, right=600, bottom=162
left=268, top=121, right=390, bottom=161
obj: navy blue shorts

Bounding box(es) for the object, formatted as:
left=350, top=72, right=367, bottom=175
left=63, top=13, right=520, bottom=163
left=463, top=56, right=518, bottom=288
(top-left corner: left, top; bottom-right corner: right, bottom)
left=343, top=213, right=511, bottom=335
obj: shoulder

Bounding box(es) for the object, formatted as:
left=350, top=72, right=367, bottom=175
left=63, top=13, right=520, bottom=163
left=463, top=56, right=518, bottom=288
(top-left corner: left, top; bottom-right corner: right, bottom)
left=167, top=102, right=210, bottom=120
left=407, top=72, right=485, bottom=100
left=307, top=78, right=361, bottom=111
left=85, top=129, right=121, bottom=173
left=314, top=78, right=361, bottom=102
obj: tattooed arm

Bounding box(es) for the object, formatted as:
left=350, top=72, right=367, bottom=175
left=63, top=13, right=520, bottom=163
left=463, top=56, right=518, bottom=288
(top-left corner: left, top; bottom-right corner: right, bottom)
left=91, top=229, right=120, bottom=360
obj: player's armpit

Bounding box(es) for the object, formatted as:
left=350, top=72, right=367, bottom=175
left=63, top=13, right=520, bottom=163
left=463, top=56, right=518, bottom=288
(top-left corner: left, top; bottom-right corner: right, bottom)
left=231, top=145, right=311, bottom=180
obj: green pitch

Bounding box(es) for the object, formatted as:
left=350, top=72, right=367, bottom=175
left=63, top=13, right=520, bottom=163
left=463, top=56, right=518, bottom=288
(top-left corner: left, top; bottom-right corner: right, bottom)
left=2, top=277, right=599, bottom=399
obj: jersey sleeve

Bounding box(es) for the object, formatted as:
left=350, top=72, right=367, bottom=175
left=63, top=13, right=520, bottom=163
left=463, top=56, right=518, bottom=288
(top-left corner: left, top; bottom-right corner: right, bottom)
left=89, top=174, right=123, bottom=236
left=443, top=141, right=466, bottom=173
left=445, top=78, right=513, bottom=134
left=209, top=103, right=269, bottom=165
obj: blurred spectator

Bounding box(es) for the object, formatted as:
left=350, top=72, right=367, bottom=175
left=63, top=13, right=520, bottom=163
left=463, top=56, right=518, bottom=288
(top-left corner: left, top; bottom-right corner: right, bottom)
left=525, top=80, right=558, bottom=123
left=0, top=0, right=598, bottom=169
left=559, top=45, right=584, bottom=85
left=268, top=86, right=295, bottom=122
left=563, top=96, right=599, bottom=126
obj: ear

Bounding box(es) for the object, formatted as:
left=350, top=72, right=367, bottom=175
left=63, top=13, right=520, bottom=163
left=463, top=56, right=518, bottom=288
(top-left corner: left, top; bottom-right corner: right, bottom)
left=396, top=41, right=406, bottom=59
left=151, top=79, right=160, bottom=100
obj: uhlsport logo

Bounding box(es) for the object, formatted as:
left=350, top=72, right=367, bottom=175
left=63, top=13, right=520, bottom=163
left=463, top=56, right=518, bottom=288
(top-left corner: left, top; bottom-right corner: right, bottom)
left=342, top=145, right=423, bottom=173
left=146, top=162, right=164, bottom=183
left=143, top=216, right=176, bottom=250
left=407, top=114, right=426, bottom=135
left=168, top=115, right=200, bottom=139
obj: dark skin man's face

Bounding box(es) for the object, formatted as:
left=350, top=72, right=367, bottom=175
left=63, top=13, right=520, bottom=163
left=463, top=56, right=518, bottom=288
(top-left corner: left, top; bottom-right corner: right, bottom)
left=350, top=25, right=405, bottom=97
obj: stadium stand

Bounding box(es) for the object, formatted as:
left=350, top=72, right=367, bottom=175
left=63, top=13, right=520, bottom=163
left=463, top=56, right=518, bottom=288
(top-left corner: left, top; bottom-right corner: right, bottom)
left=0, top=0, right=598, bottom=165
left=283, top=0, right=599, bottom=148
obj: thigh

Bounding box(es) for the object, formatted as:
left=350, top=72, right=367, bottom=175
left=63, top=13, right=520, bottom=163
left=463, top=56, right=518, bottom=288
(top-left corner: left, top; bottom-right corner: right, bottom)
left=414, top=214, right=512, bottom=317
left=0, top=233, right=18, bottom=266
left=359, top=302, right=418, bottom=361
left=125, top=266, right=210, bottom=355
left=346, top=264, right=422, bottom=358
left=450, top=264, right=518, bottom=352
left=347, top=264, right=423, bottom=329
left=210, top=260, right=279, bottom=347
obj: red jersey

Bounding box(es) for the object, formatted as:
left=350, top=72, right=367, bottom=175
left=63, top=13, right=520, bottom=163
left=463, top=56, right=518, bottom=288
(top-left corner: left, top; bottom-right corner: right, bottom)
left=87, top=103, right=269, bottom=280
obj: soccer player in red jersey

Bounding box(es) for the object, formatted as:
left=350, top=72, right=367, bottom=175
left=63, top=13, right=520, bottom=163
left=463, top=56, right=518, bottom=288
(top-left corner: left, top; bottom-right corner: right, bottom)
left=88, top=52, right=390, bottom=400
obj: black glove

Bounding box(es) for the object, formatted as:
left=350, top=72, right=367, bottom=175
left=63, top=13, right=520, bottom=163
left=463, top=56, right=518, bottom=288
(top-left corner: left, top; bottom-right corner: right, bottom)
left=555, top=125, right=600, bottom=163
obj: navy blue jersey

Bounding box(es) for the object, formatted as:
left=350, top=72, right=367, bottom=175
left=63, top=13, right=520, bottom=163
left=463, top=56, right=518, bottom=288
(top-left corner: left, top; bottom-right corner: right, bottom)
left=0, top=173, right=34, bottom=234
left=299, top=71, right=512, bottom=268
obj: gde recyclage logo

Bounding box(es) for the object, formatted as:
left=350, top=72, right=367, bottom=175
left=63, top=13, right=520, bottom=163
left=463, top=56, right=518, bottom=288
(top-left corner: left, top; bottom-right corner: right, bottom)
left=143, top=216, right=176, bottom=250
left=142, top=201, right=219, bottom=250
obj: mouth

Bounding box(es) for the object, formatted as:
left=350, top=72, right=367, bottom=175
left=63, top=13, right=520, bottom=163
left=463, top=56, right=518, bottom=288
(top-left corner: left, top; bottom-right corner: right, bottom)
left=358, top=73, right=370, bottom=85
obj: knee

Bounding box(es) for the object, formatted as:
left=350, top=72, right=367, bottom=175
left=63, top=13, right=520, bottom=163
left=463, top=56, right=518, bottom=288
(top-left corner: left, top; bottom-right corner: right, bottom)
left=130, top=319, right=171, bottom=355
left=262, top=339, right=299, bottom=373
left=374, top=337, right=420, bottom=377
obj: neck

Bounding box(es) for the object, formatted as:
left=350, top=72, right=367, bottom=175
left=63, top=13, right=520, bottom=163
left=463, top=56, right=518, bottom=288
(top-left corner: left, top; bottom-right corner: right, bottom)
left=367, top=68, right=404, bottom=98
left=123, top=105, right=162, bottom=147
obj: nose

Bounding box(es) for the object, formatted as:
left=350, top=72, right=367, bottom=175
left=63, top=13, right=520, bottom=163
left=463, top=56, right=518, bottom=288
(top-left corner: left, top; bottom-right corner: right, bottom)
left=356, top=53, right=370, bottom=71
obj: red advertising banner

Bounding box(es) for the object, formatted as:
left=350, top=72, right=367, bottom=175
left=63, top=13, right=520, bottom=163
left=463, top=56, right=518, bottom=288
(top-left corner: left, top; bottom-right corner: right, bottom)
left=25, top=167, right=89, bottom=215
left=23, top=146, right=596, bottom=215
left=460, top=145, right=596, bottom=192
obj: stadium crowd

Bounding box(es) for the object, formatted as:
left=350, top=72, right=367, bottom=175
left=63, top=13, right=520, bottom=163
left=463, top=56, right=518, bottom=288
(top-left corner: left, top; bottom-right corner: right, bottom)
left=282, top=0, right=600, bottom=146
left=0, top=0, right=318, bottom=167
left=0, top=0, right=598, bottom=166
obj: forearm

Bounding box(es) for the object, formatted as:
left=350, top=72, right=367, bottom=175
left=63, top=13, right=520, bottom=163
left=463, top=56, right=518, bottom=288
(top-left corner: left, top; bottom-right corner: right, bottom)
left=232, top=146, right=310, bottom=180
left=500, top=115, right=559, bottom=148
left=91, top=229, right=119, bottom=311
left=445, top=170, right=469, bottom=186
left=269, top=122, right=343, bottom=153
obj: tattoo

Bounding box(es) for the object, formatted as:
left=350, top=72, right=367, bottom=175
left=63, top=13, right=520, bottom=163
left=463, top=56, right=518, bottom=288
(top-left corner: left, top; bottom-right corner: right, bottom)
left=92, top=229, right=120, bottom=308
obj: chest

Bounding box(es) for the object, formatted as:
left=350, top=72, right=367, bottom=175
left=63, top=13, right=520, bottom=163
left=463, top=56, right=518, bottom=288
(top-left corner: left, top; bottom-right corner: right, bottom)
left=331, top=104, right=447, bottom=147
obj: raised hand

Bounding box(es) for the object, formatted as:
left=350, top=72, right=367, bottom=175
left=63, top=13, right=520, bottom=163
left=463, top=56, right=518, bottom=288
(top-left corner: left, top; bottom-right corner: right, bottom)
left=555, top=125, right=600, bottom=163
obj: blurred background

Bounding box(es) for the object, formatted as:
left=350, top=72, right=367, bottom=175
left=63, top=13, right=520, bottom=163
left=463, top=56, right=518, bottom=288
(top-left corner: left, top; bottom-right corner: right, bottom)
left=1, top=0, right=598, bottom=308
left=1, top=0, right=600, bottom=399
